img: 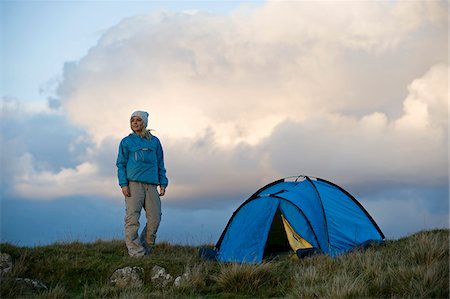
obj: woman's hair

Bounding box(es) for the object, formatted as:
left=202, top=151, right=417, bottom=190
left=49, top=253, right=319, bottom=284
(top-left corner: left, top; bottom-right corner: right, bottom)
left=132, top=128, right=153, bottom=139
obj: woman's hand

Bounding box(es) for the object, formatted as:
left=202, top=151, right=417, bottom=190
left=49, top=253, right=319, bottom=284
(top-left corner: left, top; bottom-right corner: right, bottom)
left=121, top=186, right=131, bottom=197
left=159, top=186, right=166, bottom=197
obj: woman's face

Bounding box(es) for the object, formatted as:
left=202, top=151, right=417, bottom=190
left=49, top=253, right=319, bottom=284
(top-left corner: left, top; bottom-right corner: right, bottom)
left=130, top=116, right=145, bottom=133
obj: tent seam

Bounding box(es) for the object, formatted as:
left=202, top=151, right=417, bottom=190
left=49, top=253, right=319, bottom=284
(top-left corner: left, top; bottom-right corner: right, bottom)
left=305, top=176, right=331, bottom=251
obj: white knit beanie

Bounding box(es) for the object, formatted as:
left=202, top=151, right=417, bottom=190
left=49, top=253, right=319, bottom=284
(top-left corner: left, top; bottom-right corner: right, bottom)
left=131, top=111, right=149, bottom=128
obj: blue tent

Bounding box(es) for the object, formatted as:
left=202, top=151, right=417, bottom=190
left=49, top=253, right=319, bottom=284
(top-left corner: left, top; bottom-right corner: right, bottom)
left=213, top=176, right=384, bottom=263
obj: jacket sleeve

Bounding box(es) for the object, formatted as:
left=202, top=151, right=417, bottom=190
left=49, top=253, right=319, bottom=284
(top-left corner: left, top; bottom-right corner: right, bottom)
left=156, top=138, right=169, bottom=187
left=116, top=139, right=129, bottom=187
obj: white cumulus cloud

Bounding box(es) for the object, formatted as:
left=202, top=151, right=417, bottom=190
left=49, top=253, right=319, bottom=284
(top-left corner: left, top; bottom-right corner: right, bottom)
left=7, top=0, right=448, bottom=205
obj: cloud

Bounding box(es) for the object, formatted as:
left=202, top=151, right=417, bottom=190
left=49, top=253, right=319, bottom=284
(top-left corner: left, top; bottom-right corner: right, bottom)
left=56, top=1, right=447, bottom=144
left=397, top=64, right=448, bottom=130
left=262, top=64, right=448, bottom=186
left=1, top=99, right=94, bottom=198
left=1, top=1, right=448, bottom=246
left=13, top=154, right=117, bottom=199
left=233, top=1, right=443, bottom=52
left=3, top=1, right=448, bottom=208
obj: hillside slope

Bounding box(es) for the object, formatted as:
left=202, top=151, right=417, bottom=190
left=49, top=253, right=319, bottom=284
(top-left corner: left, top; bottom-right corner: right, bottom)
left=1, top=229, right=448, bottom=298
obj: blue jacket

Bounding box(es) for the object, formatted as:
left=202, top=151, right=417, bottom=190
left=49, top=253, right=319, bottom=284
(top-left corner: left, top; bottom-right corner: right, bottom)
left=116, top=133, right=168, bottom=188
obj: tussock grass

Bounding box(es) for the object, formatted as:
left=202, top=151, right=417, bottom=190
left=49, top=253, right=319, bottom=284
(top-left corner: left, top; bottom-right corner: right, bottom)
left=288, top=229, right=449, bottom=299
left=1, top=229, right=448, bottom=298
left=215, top=261, right=287, bottom=296
left=175, top=261, right=218, bottom=296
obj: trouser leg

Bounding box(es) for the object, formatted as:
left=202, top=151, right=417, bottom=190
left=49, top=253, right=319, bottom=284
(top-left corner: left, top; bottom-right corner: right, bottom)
left=124, top=181, right=146, bottom=257
left=140, top=184, right=162, bottom=252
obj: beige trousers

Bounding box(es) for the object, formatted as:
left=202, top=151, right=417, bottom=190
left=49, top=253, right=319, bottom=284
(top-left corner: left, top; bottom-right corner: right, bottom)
left=125, top=181, right=161, bottom=257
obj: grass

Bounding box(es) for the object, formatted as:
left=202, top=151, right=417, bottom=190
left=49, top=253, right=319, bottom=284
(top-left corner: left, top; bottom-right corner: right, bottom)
left=0, top=229, right=448, bottom=298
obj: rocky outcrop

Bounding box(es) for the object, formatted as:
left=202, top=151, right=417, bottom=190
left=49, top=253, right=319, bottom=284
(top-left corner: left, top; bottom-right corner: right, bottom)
left=3, top=252, right=194, bottom=292
left=174, top=272, right=191, bottom=287
left=150, top=265, right=174, bottom=288
left=110, top=266, right=144, bottom=288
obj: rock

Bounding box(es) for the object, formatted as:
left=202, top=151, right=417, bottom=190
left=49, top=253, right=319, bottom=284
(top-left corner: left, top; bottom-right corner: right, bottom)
left=174, top=276, right=182, bottom=287
left=0, top=253, right=13, bottom=277
left=15, top=278, right=48, bottom=291
left=150, top=265, right=173, bottom=288
left=110, top=266, right=144, bottom=288
left=174, top=272, right=191, bottom=287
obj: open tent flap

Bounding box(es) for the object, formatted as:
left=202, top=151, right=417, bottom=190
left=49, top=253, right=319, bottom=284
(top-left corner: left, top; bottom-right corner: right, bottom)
left=281, top=214, right=313, bottom=251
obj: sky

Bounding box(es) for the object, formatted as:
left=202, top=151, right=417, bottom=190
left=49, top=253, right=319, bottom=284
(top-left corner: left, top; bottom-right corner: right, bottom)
left=1, top=0, right=448, bottom=247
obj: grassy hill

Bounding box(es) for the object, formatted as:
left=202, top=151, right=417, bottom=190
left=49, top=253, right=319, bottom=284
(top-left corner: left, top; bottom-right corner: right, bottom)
left=1, top=229, right=448, bottom=298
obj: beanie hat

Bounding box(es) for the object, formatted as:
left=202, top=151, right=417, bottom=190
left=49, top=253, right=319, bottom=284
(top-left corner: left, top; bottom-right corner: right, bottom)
left=131, top=111, right=148, bottom=128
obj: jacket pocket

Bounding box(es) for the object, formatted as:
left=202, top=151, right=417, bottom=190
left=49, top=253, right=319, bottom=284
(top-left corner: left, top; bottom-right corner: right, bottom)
left=134, top=147, right=156, bottom=164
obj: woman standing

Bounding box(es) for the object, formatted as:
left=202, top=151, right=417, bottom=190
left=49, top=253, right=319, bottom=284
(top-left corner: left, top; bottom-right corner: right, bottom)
left=116, top=111, right=168, bottom=257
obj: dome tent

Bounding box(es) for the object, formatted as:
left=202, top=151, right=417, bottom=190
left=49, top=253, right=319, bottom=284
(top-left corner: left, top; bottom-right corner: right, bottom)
left=206, top=176, right=384, bottom=263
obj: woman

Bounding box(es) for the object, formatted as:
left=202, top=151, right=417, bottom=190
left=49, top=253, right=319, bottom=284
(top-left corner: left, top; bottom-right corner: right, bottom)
left=116, top=110, right=168, bottom=257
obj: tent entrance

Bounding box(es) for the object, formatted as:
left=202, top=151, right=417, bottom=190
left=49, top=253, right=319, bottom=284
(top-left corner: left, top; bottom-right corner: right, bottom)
left=263, top=208, right=313, bottom=258
left=264, top=209, right=290, bottom=258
